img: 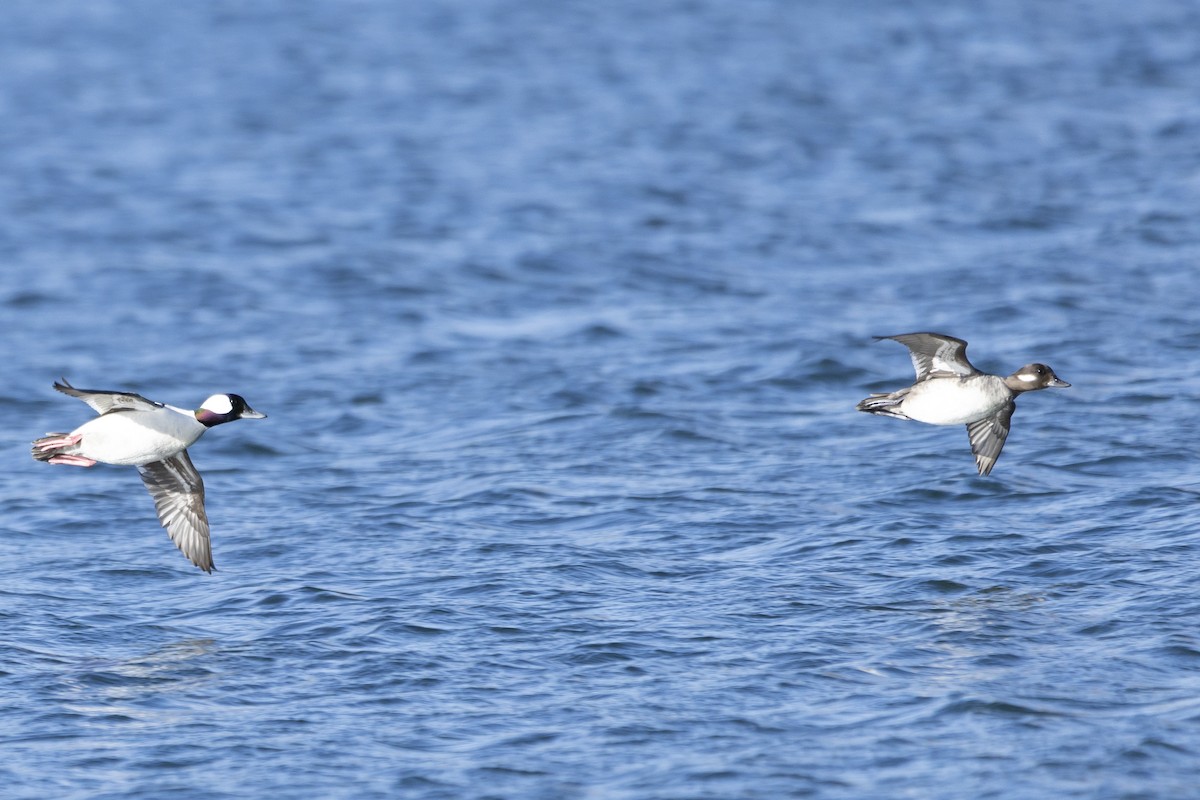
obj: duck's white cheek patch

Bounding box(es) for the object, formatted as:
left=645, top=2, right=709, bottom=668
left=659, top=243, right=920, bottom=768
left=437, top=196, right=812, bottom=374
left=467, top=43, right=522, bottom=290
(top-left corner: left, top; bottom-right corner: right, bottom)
left=201, top=394, right=234, bottom=415
left=1017, top=373, right=1039, bottom=383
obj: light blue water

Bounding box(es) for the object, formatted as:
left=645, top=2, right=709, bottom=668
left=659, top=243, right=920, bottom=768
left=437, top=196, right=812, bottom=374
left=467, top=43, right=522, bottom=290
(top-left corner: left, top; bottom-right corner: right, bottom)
left=2, top=1, right=1200, bottom=798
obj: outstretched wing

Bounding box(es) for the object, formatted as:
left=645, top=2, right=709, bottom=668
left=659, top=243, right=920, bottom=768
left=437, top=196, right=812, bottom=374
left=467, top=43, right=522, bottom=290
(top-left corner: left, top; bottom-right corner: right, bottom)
left=877, top=333, right=979, bottom=381
left=965, top=402, right=1014, bottom=476
left=136, top=451, right=213, bottom=573
left=55, top=378, right=164, bottom=416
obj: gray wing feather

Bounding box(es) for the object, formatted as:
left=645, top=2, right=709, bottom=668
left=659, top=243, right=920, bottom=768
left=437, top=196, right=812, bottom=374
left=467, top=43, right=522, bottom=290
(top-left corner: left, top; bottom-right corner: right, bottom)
left=878, top=333, right=979, bottom=380
left=965, top=402, right=1014, bottom=476
left=55, top=378, right=164, bottom=416
left=136, top=451, right=213, bottom=572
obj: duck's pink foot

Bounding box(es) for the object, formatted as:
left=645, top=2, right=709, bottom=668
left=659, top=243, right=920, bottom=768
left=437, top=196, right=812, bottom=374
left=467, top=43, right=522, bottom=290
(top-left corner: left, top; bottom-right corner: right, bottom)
left=47, top=454, right=97, bottom=467
left=36, top=433, right=83, bottom=451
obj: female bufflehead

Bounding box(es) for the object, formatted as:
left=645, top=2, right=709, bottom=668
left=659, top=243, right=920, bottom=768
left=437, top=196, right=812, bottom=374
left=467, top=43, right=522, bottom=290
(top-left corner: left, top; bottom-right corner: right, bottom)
left=31, top=379, right=266, bottom=572
left=856, top=332, right=1069, bottom=476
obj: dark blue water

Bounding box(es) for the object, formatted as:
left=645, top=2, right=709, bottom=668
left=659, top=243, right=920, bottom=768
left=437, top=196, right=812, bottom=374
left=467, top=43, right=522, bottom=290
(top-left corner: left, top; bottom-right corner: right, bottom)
left=3, top=1, right=1200, bottom=797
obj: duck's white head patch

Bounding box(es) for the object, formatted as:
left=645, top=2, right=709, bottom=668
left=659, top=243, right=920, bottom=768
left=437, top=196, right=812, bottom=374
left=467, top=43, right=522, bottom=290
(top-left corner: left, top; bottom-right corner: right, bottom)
left=201, top=394, right=234, bottom=415
left=1017, top=372, right=1040, bottom=383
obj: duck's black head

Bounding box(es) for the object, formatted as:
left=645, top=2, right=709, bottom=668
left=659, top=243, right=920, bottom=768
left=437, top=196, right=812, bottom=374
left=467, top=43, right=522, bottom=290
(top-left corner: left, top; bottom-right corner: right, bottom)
left=195, top=393, right=268, bottom=427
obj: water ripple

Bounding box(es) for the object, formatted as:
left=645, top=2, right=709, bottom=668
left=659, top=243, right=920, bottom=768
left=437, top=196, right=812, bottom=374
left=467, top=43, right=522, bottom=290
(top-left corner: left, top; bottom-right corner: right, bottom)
left=3, top=0, right=1200, bottom=798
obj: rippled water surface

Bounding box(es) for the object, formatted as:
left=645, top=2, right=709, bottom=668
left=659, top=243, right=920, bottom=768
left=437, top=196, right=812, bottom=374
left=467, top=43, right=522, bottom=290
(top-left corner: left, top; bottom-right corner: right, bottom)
left=3, top=1, right=1200, bottom=798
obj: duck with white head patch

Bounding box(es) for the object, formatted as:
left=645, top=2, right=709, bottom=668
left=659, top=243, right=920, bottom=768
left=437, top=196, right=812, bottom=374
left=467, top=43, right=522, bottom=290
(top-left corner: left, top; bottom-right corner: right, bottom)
left=32, top=379, right=266, bottom=572
left=856, top=333, right=1069, bottom=476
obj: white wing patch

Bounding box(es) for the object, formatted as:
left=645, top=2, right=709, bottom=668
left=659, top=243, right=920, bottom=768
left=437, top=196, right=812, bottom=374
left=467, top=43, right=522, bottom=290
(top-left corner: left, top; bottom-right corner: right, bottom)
left=880, top=333, right=978, bottom=380
left=201, top=394, right=234, bottom=415
left=54, top=379, right=164, bottom=416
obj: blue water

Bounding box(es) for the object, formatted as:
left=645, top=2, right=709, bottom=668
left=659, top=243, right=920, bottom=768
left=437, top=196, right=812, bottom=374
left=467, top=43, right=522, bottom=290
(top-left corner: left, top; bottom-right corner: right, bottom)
left=2, top=1, right=1200, bottom=797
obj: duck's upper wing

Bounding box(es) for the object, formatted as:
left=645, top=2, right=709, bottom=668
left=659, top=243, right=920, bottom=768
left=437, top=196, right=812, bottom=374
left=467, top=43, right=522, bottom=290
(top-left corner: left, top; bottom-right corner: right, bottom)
left=136, top=450, right=213, bottom=573
left=965, top=402, right=1014, bottom=477
left=877, top=332, right=980, bottom=380
left=55, top=378, right=165, bottom=416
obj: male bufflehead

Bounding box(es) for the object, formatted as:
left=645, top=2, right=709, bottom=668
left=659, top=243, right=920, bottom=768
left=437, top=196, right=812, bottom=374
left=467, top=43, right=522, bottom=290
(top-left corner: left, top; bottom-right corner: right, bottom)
left=31, top=379, right=266, bottom=572
left=856, top=332, right=1069, bottom=476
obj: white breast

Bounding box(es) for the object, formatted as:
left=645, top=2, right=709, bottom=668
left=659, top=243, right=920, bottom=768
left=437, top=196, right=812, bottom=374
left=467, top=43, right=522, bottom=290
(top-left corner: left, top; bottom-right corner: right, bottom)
left=900, top=377, right=1009, bottom=426
left=71, top=409, right=206, bottom=466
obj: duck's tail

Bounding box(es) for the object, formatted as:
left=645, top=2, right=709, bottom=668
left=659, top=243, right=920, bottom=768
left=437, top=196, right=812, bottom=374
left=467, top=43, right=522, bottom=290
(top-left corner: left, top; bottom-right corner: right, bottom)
left=31, top=433, right=84, bottom=462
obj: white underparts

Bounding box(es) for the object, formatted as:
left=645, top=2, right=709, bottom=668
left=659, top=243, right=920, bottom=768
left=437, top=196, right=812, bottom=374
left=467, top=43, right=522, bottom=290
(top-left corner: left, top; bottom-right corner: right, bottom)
left=899, top=378, right=1008, bottom=426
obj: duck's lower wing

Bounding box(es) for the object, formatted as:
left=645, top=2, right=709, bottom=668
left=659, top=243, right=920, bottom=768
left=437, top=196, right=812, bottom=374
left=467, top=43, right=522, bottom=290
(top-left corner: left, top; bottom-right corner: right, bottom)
left=137, top=451, right=213, bottom=572
left=965, top=402, right=1014, bottom=476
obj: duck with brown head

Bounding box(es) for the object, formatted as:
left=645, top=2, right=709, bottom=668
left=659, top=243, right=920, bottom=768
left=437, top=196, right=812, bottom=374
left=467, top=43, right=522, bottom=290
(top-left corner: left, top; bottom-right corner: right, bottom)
left=856, top=333, right=1069, bottom=476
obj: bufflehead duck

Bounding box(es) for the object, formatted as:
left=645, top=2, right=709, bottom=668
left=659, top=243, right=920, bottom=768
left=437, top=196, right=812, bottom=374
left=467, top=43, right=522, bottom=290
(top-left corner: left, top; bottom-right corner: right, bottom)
left=31, top=379, right=266, bottom=572
left=856, top=332, right=1069, bottom=476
